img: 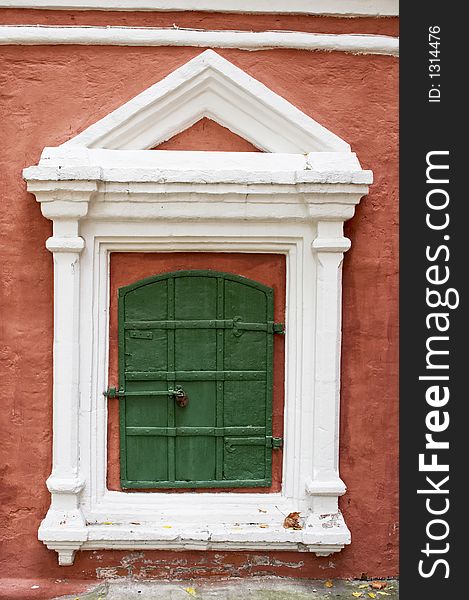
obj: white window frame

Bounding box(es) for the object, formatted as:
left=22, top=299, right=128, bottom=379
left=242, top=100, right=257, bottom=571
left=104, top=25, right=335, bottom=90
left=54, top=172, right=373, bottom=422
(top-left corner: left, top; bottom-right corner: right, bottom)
left=24, top=50, right=372, bottom=565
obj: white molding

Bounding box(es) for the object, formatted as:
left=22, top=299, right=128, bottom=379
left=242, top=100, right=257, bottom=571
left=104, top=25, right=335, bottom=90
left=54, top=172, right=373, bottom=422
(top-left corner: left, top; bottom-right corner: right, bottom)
left=24, top=49, right=359, bottom=154
left=58, top=49, right=350, bottom=152
left=25, top=149, right=372, bottom=187
left=0, top=1, right=400, bottom=16
left=59, top=49, right=348, bottom=153
left=0, top=26, right=400, bottom=57
left=23, top=52, right=372, bottom=565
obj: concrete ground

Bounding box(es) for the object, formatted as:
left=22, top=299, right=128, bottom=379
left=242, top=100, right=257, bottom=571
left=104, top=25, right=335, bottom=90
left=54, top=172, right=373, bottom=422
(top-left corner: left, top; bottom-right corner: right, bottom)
left=54, top=579, right=399, bottom=600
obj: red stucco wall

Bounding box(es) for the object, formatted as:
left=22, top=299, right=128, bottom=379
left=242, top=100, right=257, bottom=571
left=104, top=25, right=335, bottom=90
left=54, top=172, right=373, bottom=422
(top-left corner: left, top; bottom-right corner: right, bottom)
left=0, top=10, right=399, bottom=36
left=0, top=11, right=398, bottom=594
left=154, top=118, right=262, bottom=152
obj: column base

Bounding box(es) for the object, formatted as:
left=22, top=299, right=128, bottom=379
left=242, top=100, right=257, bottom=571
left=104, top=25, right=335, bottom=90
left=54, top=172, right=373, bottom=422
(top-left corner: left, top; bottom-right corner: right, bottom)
left=303, top=510, right=351, bottom=556
left=44, top=542, right=83, bottom=566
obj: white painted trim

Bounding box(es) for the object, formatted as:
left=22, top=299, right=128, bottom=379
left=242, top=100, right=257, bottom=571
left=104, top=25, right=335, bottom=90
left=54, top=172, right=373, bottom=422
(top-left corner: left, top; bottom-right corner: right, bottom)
left=23, top=53, right=372, bottom=565
left=52, top=50, right=353, bottom=153
left=26, top=164, right=368, bottom=564
left=0, top=26, right=400, bottom=57
left=26, top=148, right=372, bottom=185
left=0, top=1, right=400, bottom=16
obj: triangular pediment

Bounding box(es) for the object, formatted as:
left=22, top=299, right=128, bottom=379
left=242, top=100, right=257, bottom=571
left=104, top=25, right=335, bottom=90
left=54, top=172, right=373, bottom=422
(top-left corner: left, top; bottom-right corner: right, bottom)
left=62, top=50, right=349, bottom=154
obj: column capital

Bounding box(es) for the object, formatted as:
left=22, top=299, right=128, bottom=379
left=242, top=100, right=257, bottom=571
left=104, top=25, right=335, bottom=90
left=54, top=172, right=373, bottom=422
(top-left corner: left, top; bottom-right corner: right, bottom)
left=312, top=219, right=351, bottom=254
left=312, top=237, right=351, bottom=253
left=25, top=178, right=97, bottom=222
left=40, top=200, right=90, bottom=221
left=46, top=236, right=85, bottom=254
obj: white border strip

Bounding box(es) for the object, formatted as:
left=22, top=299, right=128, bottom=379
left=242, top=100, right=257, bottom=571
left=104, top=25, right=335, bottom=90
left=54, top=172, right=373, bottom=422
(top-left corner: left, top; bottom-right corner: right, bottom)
left=0, top=1, right=399, bottom=17
left=0, top=26, right=399, bottom=56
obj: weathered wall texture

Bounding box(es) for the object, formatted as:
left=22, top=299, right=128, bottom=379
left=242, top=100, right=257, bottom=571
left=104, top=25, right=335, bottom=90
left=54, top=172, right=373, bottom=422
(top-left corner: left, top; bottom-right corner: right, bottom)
left=154, top=118, right=261, bottom=152
left=0, top=10, right=399, bottom=35
left=0, top=11, right=398, bottom=592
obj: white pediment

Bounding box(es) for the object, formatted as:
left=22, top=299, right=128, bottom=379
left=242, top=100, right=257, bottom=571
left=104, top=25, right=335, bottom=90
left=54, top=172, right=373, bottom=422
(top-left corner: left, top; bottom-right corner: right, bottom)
left=61, top=49, right=349, bottom=154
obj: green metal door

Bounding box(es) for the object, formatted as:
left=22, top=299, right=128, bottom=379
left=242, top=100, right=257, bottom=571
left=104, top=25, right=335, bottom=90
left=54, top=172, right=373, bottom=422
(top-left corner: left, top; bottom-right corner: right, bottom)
left=110, top=270, right=283, bottom=489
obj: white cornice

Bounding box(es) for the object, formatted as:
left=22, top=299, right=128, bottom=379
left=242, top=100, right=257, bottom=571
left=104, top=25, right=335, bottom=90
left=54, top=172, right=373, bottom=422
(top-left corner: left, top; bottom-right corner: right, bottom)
left=24, top=149, right=373, bottom=185
left=0, top=26, right=399, bottom=57
left=0, top=1, right=399, bottom=16
left=24, top=149, right=371, bottom=224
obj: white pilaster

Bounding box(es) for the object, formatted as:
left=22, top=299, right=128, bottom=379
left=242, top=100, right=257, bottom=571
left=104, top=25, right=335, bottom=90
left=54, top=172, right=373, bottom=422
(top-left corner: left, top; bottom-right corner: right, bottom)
left=307, top=220, right=351, bottom=516
left=35, top=198, right=91, bottom=565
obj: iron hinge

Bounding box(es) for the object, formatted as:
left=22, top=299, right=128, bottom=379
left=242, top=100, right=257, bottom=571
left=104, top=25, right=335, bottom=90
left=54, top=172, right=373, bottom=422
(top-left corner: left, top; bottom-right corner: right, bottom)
left=267, top=436, right=283, bottom=449
left=273, top=322, right=285, bottom=335
left=104, top=387, right=122, bottom=398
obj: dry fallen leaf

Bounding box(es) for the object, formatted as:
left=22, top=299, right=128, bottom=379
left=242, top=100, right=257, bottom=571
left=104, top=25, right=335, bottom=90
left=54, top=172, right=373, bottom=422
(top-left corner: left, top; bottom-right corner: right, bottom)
left=324, top=580, right=334, bottom=588
left=185, top=588, right=197, bottom=597
left=358, top=584, right=369, bottom=589
left=371, top=582, right=387, bottom=590
left=368, top=594, right=377, bottom=599
left=377, top=593, right=390, bottom=597
left=352, top=593, right=363, bottom=598
left=162, top=525, right=172, bottom=529
left=259, top=524, right=269, bottom=528
left=283, top=511, right=303, bottom=530
left=258, top=508, right=267, bottom=513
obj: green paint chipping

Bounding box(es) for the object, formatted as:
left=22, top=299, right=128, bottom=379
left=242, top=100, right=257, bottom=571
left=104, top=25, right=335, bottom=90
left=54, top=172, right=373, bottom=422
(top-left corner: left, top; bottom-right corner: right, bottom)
left=115, top=270, right=282, bottom=489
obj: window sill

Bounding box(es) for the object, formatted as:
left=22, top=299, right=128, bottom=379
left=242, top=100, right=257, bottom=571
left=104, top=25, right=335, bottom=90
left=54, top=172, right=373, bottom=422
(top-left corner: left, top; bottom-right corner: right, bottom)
left=40, top=512, right=350, bottom=565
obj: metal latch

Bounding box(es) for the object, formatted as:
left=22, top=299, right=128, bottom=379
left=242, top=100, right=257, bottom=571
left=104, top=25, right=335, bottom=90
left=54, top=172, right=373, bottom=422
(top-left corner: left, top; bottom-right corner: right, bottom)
left=105, top=385, right=189, bottom=407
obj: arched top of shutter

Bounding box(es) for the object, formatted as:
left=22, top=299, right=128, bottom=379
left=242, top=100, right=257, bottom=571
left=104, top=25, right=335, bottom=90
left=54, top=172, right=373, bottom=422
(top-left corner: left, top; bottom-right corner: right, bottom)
left=119, top=269, right=273, bottom=298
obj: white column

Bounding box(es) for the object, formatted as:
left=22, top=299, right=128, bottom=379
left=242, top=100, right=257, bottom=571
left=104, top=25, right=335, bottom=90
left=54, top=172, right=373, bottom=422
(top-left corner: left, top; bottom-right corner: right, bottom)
left=37, top=200, right=89, bottom=565
left=307, top=220, right=351, bottom=514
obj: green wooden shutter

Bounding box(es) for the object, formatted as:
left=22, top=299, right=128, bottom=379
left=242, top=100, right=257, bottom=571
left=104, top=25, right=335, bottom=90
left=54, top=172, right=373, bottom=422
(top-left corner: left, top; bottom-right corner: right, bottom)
left=114, top=270, right=282, bottom=489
